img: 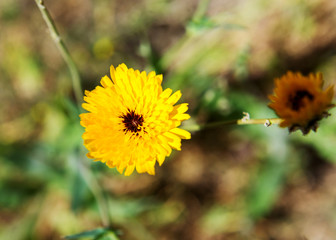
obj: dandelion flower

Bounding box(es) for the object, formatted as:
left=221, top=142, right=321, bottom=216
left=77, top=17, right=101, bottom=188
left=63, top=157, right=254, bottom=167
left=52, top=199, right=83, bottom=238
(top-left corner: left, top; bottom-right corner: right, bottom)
left=268, top=71, right=334, bottom=134
left=80, top=63, right=191, bottom=176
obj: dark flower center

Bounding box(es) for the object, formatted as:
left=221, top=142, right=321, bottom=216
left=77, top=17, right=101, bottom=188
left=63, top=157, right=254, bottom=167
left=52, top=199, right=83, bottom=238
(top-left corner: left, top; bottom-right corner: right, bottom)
left=120, top=110, right=144, bottom=133
left=289, top=90, right=314, bottom=111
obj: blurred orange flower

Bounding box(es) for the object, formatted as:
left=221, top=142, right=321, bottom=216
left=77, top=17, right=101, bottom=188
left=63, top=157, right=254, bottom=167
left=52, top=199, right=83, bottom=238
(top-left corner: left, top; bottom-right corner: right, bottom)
left=268, top=71, right=334, bottom=134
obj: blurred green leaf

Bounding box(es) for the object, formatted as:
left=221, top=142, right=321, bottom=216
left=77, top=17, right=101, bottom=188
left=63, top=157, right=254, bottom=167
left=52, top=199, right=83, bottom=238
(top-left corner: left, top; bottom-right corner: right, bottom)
left=234, top=45, right=251, bottom=81
left=201, top=206, right=245, bottom=235
left=187, top=17, right=217, bottom=35
left=69, top=157, right=91, bottom=213
left=95, top=231, right=120, bottom=240
left=0, top=195, right=41, bottom=240
left=108, top=197, right=158, bottom=222
left=245, top=126, right=289, bottom=219
left=64, top=228, right=119, bottom=240
left=0, top=2, right=20, bottom=21
left=245, top=156, right=287, bottom=219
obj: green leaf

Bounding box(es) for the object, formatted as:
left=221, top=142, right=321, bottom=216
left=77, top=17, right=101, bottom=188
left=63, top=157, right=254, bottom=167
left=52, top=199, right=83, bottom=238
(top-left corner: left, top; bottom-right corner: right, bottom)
left=246, top=157, right=287, bottom=219
left=95, top=231, right=120, bottom=240
left=245, top=129, right=289, bottom=219
left=64, top=228, right=118, bottom=240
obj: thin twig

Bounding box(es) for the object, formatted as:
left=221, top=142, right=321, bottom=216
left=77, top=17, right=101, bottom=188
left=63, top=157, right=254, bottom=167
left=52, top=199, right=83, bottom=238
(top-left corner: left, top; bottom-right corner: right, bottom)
left=34, top=0, right=83, bottom=107
left=183, top=117, right=282, bottom=132
left=237, top=117, right=282, bottom=126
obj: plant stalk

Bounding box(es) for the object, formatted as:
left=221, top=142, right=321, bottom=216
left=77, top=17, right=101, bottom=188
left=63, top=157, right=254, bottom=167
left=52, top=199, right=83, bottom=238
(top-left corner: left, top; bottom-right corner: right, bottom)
left=183, top=117, right=282, bottom=132
left=34, top=0, right=83, bottom=107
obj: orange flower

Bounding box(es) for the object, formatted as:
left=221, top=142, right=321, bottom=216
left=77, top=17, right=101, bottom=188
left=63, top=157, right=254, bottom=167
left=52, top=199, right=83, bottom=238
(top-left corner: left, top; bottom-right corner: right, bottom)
left=268, top=71, right=334, bottom=134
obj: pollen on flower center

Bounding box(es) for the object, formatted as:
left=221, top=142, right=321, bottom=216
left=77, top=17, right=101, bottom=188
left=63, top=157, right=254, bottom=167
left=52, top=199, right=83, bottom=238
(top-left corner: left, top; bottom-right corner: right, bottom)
left=289, top=90, right=314, bottom=111
left=120, top=110, right=144, bottom=133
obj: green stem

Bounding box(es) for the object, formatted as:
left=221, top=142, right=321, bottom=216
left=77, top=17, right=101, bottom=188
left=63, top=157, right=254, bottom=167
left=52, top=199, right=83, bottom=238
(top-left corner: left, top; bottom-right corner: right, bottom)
left=237, top=118, right=282, bottom=125
left=183, top=117, right=282, bottom=132
left=35, top=0, right=111, bottom=227
left=78, top=155, right=112, bottom=227
left=192, top=0, right=210, bottom=22
left=34, top=0, right=83, bottom=107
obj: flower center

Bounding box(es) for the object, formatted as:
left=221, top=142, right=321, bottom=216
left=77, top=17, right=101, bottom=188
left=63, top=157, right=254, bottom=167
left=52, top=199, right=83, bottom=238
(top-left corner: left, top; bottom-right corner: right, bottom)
left=289, top=90, right=314, bottom=111
left=120, top=110, right=144, bottom=134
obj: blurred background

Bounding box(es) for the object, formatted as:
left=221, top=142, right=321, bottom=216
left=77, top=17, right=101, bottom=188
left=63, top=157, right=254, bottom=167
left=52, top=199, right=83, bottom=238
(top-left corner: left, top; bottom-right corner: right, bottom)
left=1, top=0, right=336, bottom=239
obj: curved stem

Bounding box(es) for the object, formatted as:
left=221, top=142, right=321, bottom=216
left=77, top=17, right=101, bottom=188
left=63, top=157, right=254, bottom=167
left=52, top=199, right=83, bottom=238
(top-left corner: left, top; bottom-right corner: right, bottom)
left=34, top=0, right=83, bottom=108
left=35, top=0, right=110, bottom=227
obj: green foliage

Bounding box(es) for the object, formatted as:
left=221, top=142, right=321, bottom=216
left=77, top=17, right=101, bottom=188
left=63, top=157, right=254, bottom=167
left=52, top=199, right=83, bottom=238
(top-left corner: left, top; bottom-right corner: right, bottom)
left=64, top=228, right=120, bottom=240
left=246, top=156, right=287, bottom=219
left=1, top=0, right=336, bottom=239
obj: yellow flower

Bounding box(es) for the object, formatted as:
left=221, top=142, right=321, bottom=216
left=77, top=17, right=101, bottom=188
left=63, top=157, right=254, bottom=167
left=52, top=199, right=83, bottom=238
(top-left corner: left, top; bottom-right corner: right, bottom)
left=268, top=71, right=334, bottom=134
left=80, top=63, right=191, bottom=176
